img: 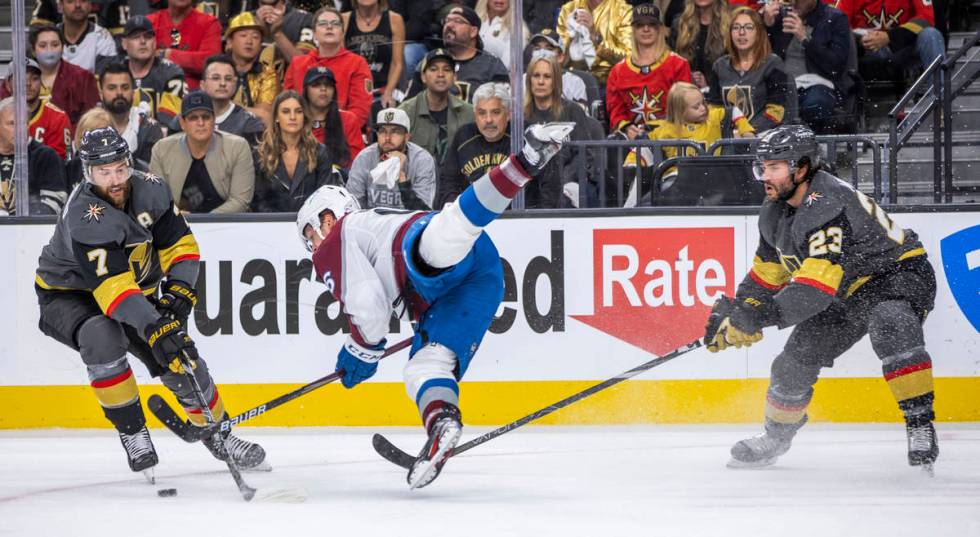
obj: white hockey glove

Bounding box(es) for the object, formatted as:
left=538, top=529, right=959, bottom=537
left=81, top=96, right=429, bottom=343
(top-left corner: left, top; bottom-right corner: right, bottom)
left=517, top=122, right=576, bottom=176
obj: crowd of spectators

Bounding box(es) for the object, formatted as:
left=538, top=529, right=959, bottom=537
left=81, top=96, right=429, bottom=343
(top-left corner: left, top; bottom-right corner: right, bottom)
left=0, top=0, right=951, bottom=215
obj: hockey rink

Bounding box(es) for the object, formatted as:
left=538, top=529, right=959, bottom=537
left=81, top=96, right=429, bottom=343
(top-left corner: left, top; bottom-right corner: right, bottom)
left=1, top=425, right=978, bottom=536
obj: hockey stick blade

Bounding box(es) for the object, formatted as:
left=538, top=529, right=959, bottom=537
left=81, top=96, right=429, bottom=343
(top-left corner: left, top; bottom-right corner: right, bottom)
left=370, top=339, right=704, bottom=469
left=372, top=433, right=416, bottom=469
left=149, top=337, right=415, bottom=443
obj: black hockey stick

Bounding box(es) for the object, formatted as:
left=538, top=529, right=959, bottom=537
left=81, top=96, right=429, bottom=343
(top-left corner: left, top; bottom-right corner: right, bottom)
left=150, top=337, right=414, bottom=442
left=178, top=351, right=257, bottom=501
left=372, top=339, right=705, bottom=469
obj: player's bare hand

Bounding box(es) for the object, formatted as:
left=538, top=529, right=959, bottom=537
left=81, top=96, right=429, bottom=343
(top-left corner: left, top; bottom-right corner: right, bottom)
left=762, top=1, right=780, bottom=26
left=782, top=11, right=806, bottom=41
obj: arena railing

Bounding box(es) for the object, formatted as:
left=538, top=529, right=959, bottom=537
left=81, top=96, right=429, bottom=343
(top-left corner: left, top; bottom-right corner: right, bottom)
left=559, top=135, right=883, bottom=209
left=888, top=55, right=944, bottom=204
left=942, top=29, right=980, bottom=203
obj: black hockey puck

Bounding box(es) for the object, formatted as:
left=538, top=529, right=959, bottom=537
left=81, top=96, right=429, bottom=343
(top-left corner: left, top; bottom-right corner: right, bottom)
left=157, top=488, right=177, bottom=497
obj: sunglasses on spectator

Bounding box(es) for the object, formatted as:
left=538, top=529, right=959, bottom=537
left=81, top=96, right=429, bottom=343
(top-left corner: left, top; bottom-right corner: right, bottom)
left=731, top=23, right=756, bottom=33
left=316, top=19, right=343, bottom=28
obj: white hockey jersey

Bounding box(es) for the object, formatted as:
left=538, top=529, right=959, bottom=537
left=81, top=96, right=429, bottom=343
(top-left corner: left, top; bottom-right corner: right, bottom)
left=312, top=209, right=429, bottom=346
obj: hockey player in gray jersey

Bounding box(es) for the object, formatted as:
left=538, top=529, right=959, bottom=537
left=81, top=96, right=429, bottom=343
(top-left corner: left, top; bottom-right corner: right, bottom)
left=703, top=125, right=939, bottom=473
left=35, top=128, right=265, bottom=480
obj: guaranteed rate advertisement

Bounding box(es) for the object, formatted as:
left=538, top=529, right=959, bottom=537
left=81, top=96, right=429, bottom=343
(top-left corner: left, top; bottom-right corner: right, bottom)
left=2, top=212, right=978, bottom=426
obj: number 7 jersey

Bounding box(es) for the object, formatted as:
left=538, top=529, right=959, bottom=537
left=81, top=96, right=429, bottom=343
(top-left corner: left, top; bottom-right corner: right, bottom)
left=738, top=171, right=927, bottom=328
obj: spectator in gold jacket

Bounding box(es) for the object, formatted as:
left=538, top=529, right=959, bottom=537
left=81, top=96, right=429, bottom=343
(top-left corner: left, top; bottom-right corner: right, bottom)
left=556, top=0, right=634, bottom=83
left=226, top=12, right=280, bottom=126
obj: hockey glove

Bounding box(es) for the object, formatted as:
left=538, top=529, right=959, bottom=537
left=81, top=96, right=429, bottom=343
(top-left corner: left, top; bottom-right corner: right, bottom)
left=515, top=122, right=576, bottom=176
left=145, top=317, right=200, bottom=374
left=704, top=296, right=770, bottom=353
left=336, top=337, right=386, bottom=389
left=157, top=279, right=197, bottom=323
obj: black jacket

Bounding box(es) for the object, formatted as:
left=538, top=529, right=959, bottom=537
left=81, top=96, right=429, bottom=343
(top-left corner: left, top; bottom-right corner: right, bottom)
left=767, top=2, right=852, bottom=95
left=250, top=144, right=341, bottom=213
left=436, top=122, right=510, bottom=209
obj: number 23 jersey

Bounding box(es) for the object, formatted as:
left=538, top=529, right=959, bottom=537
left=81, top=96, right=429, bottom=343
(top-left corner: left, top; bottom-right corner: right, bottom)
left=740, top=170, right=927, bottom=328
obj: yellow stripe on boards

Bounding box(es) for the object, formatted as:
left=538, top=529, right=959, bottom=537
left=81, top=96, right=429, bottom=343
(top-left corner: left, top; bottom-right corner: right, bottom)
left=1, top=377, right=978, bottom=429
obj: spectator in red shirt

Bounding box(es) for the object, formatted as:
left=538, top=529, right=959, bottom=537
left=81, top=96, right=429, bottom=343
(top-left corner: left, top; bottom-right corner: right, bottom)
left=147, top=0, right=222, bottom=89
left=22, top=25, right=100, bottom=130
left=283, top=6, right=373, bottom=131
left=2, top=59, right=71, bottom=160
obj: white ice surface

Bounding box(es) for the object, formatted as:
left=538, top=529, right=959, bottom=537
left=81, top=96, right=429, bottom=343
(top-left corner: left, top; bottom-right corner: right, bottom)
left=1, top=424, right=979, bottom=537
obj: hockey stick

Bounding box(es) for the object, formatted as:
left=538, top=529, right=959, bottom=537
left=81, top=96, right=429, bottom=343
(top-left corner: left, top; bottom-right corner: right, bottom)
left=150, top=337, right=414, bottom=443
left=372, top=339, right=705, bottom=469
left=177, top=351, right=258, bottom=501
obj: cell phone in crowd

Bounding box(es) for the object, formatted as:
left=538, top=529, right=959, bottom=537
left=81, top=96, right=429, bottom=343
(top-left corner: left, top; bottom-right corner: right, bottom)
left=779, top=4, right=794, bottom=17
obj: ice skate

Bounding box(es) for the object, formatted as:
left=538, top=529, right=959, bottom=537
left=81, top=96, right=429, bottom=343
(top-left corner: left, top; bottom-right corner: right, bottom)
left=728, top=431, right=794, bottom=468
left=906, top=418, right=938, bottom=477
left=408, top=406, right=462, bottom=490
left=203, top=429, right=270, bottom=472
left=119, top=426, right=158, bottom=483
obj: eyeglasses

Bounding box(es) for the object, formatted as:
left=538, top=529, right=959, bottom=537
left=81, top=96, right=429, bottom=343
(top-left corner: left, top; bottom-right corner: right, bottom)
left=731, top=23, right=756, bottom=33
left=315, top=19, right=343, bottom=28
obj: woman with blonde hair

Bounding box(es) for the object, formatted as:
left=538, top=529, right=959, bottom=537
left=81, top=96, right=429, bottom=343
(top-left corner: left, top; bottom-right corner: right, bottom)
left=65, top=108, right=112, bottom=190
left=606, top=4, right=692, bottom=139
left=670, top=0, right=731, bottom=89
left=523, top=51, right=591, bottom=208
left=475, top=0, right=530, bottom=69
left=251, top=90, right=341, bottom=212
left=707, top=6, right=797, bottom=131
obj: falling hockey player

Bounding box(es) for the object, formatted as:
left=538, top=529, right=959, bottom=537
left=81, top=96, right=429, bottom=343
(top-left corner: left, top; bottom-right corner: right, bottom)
left=296, top=122, right=575, bottom=489
left=703, top=125, right=940, bottom=473
left=35, top=128, right=266, bottom=482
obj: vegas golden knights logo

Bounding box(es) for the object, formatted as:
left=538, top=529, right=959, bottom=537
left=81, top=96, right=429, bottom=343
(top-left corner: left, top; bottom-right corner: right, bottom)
left=724, top=85, right=754, bottom=121
left=127, top=241, right=158, bottom=289
left=777, top=251, right=802, bottom=274
left=384, top=111, right=394, bottom=123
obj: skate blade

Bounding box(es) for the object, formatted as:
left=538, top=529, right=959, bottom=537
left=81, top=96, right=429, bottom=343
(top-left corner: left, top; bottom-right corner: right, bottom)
left=408, top=426, right=462, bottom=490
left=919, top=462, right=935, bottom=478
left=726, top=456, right=777, bottom=469
left=244, top=460, right=273, bottom=473
left=141, top=468, right=156, bottom=484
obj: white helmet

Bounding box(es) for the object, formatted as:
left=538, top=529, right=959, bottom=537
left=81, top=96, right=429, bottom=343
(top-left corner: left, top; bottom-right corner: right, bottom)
left=296, top=185, right=360, bottom=251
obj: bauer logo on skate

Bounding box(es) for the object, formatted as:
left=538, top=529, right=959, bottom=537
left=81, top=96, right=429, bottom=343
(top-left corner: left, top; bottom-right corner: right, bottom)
left=572, top=228, right=735, bottom=355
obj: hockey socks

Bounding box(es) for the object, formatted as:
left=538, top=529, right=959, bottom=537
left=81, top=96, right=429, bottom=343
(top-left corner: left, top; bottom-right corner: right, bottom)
left=457, top=156, right=530, bottom=227
left=882, top=346, right=935, bottom=421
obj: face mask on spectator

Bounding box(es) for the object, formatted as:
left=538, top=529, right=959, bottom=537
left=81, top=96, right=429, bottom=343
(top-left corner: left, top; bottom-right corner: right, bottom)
left=35, top=51, right=61, bottom=68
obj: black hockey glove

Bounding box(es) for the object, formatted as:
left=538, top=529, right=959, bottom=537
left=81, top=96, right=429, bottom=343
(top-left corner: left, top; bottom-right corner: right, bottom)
left=704, top=296, right=774, bottom=353
left=157, top=279, right=197, bottom=323
left=144, top=317, right=199, bottom=374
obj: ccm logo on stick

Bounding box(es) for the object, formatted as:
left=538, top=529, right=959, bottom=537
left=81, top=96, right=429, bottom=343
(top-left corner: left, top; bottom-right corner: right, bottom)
left=573, top=228, right=735, bottom=355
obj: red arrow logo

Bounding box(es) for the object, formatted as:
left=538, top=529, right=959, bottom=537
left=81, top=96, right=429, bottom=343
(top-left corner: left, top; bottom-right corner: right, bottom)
left=572, top=228, right=735, bottom=355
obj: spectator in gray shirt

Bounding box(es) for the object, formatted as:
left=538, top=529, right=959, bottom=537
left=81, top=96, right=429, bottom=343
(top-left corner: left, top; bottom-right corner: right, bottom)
left=346, top=107, right=437, bottom=210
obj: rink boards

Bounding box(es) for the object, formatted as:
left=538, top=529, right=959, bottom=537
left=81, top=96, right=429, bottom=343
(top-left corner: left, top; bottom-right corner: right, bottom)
left=1, top=210, right=978, bottom=428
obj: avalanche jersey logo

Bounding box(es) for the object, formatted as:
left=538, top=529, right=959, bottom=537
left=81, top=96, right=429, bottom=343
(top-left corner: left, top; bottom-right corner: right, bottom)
left=628, top=87, right=665, bottom=124
left=723, top=85, right=755, bottom=122
left=82, top=203, right=105, bottom=223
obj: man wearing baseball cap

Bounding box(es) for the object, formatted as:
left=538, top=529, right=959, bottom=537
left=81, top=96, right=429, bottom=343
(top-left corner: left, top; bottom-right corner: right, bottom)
left=226, top=12, right=278, bottom=124
left=2, top=59, right=71, bottom=160
left=303, top=66, right=364, bottom=166
left=404, top=5, right=508, bottom=103
left=150, top=90, right=255, bottom=213
left=117, top=15, right=187, bottom=125
left=398, top=49, right=474, bottom=164
left=346, top=107, right=437, bottom=211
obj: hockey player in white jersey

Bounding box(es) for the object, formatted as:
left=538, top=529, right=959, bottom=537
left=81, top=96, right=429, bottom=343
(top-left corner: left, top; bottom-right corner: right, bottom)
left=297, top=122, right=575, bottom=489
